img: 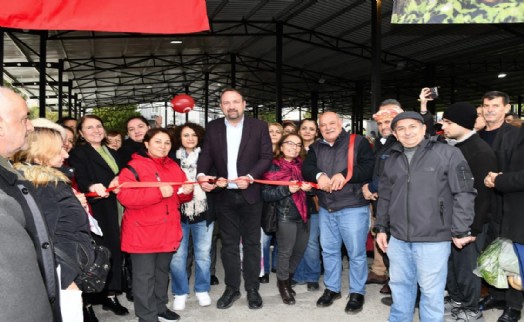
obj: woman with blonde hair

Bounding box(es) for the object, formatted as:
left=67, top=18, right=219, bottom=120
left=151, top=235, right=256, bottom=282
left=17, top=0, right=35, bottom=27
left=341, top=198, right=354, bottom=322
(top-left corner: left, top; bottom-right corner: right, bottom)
left=14, top=120, right=94, bottom=321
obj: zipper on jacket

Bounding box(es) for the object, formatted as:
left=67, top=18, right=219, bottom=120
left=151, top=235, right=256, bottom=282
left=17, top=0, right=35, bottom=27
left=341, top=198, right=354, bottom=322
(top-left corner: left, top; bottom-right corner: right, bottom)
left=404, top=153, right=411, bottom=242
left=166, top=204, right=169, bottom=216
left=439, top=201, right=444, bottom=225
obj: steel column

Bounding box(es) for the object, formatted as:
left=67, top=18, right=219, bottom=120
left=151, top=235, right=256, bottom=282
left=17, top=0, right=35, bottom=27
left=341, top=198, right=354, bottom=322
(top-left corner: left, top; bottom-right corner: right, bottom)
left=370, top=0, right=382, bottom=114
left=276, top=21, right=283, bottom=123
left=39, top=31, right=48, bottom=117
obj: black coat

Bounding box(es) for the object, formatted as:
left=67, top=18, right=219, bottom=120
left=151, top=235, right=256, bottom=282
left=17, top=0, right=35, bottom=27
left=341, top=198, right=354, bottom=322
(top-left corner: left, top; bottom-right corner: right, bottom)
left=0, top=161, right=61, bottom=321
left=118, top=138, right=145, bottom=166
left=494, top=125, right=524, bottom=244
left=68, top=144, right=124, bottom=291
left=0, top=170, right=54, bottom=322
left=479, top=122, right=520, bottom=224
left=454, top=134, right=497, bottom=236
left=15, top=165, right=93, bottom=289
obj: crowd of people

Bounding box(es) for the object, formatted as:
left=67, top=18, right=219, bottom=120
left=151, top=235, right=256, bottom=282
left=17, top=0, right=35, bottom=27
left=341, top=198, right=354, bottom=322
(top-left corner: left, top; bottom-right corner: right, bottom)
left=1, top=85, right=523, bottom=322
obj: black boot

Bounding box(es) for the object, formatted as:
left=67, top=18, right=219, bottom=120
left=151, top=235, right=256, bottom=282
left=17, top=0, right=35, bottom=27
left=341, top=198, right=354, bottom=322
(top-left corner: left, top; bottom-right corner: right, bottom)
left=83, top=305, right=99, bottom=322
left=277, top=279, right=296, bottom=305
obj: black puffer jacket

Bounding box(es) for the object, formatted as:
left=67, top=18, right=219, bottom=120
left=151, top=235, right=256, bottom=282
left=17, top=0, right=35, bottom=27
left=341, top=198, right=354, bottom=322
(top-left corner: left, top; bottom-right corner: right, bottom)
left=262, top=164, right=304, bottom=223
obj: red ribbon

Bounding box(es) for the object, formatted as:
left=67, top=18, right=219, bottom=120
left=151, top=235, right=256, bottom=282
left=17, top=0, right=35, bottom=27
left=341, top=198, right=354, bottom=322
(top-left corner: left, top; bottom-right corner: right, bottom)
left=85, top=178, right=318, bottom=197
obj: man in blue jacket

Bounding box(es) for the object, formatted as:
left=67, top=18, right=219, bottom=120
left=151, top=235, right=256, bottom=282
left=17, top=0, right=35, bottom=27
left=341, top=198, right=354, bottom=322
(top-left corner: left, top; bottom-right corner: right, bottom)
left=375, top=111, right=476, bottom=322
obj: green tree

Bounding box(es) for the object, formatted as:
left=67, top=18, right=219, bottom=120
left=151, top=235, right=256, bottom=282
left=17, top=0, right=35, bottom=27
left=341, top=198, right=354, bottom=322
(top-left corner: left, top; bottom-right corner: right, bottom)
left=29, top=106, right=58, bottom=122
left=92, top=105, right=141, bottom=134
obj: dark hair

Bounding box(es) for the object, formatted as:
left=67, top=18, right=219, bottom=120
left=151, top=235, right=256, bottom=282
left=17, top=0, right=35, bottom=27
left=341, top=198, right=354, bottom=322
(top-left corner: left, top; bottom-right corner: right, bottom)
left=482, top=91, right=510, bottom=105
left=106, top=130, right=122, bottom=138
left=220, top=88, right=244, bottom=101
left=143, top=128, right=173, bottom=144
left=57, top=116, right=77, bottom=125
left=76, top=115, right=104, bottom=146
left=275, top=133, right=306, bottom=160
left=379, top=99, right=402, bottom=109
left=125, top=115, right=149, bottom=131
left=505, top=112, right=518, bottom=118
left=172, top=122, right=205, bottom=151
left=62, top=125, right=75, bottom=136
left=298, top=118, right=319, bottom=136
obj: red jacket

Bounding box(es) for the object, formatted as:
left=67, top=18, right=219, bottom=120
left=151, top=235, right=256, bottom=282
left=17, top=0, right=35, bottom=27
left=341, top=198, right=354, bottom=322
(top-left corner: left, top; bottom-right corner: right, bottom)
left=117, top=153, right=192, bottom=253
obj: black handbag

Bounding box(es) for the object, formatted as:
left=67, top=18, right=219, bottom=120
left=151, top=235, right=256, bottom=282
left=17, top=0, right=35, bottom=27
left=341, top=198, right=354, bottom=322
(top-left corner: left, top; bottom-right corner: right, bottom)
left=261, top=202, right=278, bottom=234
left=55, top=241, right=111, bottom=293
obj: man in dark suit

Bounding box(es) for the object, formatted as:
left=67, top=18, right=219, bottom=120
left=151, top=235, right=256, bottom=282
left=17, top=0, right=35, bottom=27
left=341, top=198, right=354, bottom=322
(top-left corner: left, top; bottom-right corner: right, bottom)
left=197, top=88, right=273, bottom=310
left=0, top=87, right=57, bottom=321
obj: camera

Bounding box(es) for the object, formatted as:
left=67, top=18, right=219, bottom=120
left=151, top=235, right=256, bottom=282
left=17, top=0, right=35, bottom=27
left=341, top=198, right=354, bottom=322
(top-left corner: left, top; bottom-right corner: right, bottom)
left=428, top=86, right=439, bottom=99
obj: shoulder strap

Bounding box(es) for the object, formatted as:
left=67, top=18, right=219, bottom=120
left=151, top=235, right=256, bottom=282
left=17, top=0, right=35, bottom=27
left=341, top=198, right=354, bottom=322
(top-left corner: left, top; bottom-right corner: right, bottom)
left=54, top=246, right=81, bottom=272
left=345, top=134, right=357, bottom=183
left=17, top=184, right=58, bottom=301
left=125, top=165, right=140, bottom=181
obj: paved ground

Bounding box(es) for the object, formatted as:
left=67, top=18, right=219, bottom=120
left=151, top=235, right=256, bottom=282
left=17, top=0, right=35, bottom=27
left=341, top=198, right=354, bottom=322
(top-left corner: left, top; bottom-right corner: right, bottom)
left=94, top=253, right=503, bottom=322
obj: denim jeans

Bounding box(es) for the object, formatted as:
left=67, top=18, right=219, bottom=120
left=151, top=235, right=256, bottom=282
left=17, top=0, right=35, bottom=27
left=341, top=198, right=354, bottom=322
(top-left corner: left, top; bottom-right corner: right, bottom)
left=293, top=213, right=321, bottom=283
left=170, top=221, right=214, bottom=295
left=262, top=230, right=277, bottom=274
left=387, top=236, right=450, bottom=322
left=319, top=206, right=369, bottom=294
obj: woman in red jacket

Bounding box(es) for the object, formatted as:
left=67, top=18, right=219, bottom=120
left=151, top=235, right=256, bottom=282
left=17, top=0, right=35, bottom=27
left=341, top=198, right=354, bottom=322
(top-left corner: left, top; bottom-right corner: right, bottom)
left=118, top=128, right=193, bottom=322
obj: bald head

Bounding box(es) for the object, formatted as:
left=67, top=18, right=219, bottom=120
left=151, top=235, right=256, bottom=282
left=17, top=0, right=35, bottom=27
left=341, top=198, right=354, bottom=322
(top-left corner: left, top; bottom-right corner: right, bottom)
left=0, top=87, right=33, bottom=158
left=319, top=112, right=343, bottom=144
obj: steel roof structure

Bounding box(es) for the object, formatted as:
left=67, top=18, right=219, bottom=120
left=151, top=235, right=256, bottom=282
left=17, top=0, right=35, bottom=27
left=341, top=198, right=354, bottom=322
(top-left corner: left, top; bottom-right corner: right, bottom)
left=1, top=0, right=524, bottom=125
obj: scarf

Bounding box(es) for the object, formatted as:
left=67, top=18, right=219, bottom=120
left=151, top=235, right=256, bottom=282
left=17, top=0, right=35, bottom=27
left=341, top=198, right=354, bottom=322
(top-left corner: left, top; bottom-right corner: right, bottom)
left=176, top=147, right=207, bottom=220
left=263, top=157, right=307, bottom=223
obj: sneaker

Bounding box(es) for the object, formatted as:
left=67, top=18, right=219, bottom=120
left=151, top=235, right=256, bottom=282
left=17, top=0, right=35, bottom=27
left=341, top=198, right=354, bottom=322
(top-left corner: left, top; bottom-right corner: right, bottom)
left=445, top=296, right=462, bottom=316
left=158, top=309, right=180, bottom=322
left=173, top=294, right=187, bottom=311
left=445, top=308, right=484, bottom=322
left=196, top=292, right=212, bottom=307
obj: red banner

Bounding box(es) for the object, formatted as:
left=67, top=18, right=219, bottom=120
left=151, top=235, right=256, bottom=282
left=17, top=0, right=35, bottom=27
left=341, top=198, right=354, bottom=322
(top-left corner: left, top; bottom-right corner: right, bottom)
left=0, top=0, right=209, bottom=34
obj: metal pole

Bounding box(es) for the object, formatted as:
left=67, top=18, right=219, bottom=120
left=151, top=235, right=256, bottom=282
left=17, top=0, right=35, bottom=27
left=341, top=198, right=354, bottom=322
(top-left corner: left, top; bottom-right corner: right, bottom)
left=164, top=101, right=168, bottom=127
left=58, top=59, right=64, bottom=119
left=230, top=54, right=236, bottom=88
left=0, top=29, right=4, bottom=85
left=311, top=90, right=318, bottom=121
left=370, top=0, right=382, bottom=114
left=39, top=31, right=48, bottom=118
left=68, top=79, right=73, bottom=116
left=185, top=84, right=189, bottom=123
left=73, top=93, right=78, bottom=118
left=204, top=72, right=209, bottom=125
left=276, top=21, right=283, bottom=123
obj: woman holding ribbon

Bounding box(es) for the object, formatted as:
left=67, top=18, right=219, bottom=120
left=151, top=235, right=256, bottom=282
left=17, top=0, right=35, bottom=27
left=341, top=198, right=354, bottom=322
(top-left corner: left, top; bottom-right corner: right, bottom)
left=262, top=133, right=312, bottom=305
left=169, top=123, right=215, bottom=311
left=68, top=115, right=128, bottom=317
left=117, top=128, right=193, bottom=322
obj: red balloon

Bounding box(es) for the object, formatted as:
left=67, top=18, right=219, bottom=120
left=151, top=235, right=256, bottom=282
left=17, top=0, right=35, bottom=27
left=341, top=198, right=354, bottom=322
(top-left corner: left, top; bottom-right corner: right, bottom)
left=171, top=94, right=195, bottom=113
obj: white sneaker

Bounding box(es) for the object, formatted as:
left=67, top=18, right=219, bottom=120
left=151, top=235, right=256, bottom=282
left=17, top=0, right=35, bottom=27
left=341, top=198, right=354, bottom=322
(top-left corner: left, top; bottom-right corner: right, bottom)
left=173, top=294, right=187, bottom=311
left=195, top=292, right=212, bottom=307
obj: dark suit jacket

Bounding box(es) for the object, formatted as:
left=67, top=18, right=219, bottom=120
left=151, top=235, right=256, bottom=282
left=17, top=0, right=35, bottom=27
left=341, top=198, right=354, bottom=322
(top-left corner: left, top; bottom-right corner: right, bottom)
left=197, top=116, right=273, bottom=204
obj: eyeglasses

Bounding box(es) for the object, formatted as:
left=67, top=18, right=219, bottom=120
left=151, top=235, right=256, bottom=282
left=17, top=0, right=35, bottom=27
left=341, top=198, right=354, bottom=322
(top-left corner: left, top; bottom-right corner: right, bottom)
left=283, top=141, right=302, bottom=148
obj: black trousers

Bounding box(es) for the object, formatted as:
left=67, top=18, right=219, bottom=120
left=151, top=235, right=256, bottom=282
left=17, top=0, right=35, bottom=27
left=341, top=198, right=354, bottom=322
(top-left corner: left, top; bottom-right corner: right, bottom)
left=130, top=252, right=172, bottom=322
left=217, top=189, right=262, bottom=291
left=447, top=224, right=488, bottom=310
left=275, top=220, right=309, bottom=280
